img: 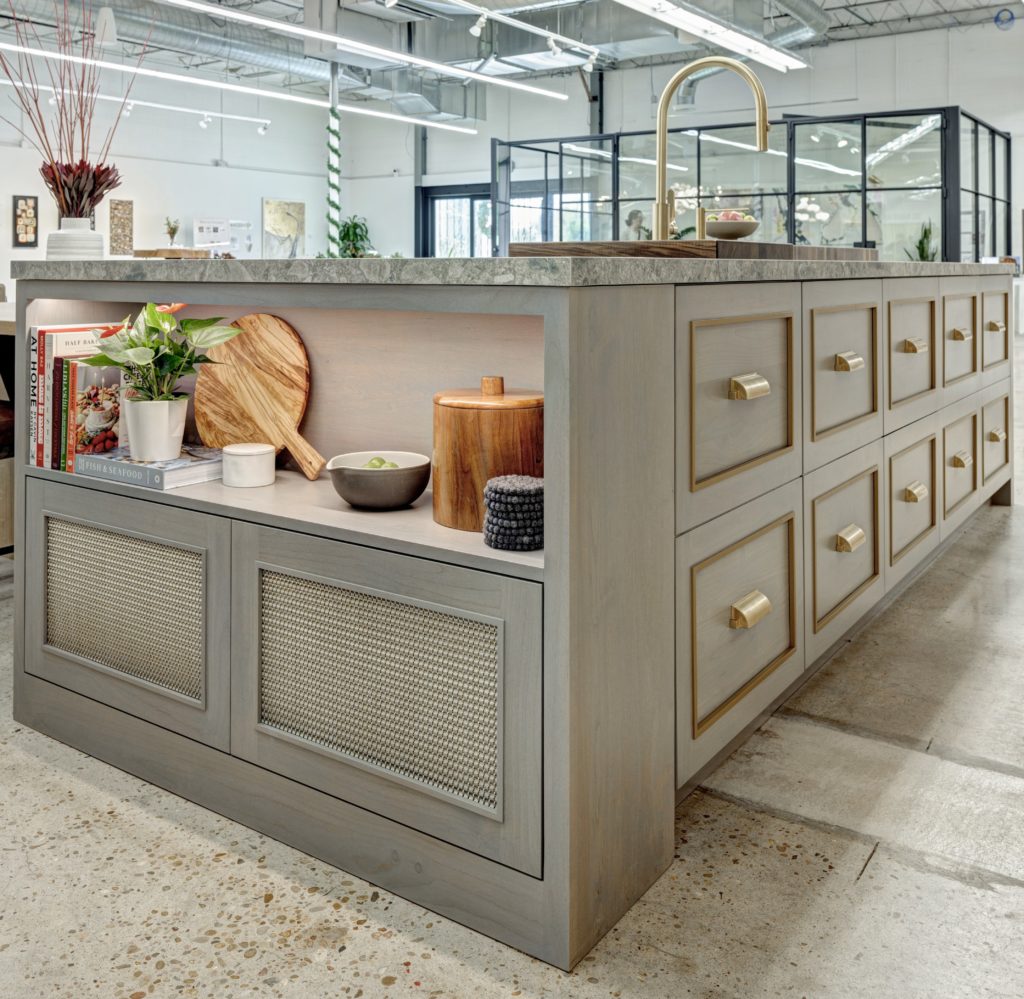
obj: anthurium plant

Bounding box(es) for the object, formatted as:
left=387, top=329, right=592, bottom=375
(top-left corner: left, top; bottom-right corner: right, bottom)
left=84, top=303, right=241, bottom=401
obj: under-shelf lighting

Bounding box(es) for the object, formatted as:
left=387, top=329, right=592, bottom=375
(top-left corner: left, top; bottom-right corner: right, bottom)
left=0, top=43, right=480, bottom=133
left=148, top=0, right=569, bottom=101
left=609, top=0, right=806, bottom=72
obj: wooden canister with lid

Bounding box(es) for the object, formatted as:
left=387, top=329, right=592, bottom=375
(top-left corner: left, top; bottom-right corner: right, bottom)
left=432, top=375, right=543, bottom=531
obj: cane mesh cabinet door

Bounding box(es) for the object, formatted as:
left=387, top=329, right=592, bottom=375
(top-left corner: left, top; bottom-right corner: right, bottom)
left=231, top=522, right=543, bottom=876
left=676, top=282, right=802, bottom=533
left=24, top=478, right=231, bottom=749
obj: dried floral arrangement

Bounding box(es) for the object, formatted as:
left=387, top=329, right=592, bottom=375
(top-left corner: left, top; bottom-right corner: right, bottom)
left=0, top=1, right=144, bottom=218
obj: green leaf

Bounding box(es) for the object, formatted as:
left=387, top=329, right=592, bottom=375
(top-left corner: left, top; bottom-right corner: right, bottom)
left=123, top=346, right=156, bottom=366
left=187, top=324, right=241, bottom=349
left=145, top=302, right=177, bottom=334
left=79, top=353, right=120, bottom=367
left=179, top=316, right=225, bottom=333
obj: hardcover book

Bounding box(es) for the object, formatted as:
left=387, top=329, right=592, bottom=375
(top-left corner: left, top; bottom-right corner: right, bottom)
left=74, top=445, right=224, bottom=490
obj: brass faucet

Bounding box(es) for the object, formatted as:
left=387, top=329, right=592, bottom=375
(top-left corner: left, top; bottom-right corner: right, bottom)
left=652, top=57, right=771, bottom=241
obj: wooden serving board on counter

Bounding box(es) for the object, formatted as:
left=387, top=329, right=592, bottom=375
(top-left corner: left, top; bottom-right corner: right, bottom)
left=133, top=248, right=212, bottom=259
left=510, top=239, right=879, bottom=261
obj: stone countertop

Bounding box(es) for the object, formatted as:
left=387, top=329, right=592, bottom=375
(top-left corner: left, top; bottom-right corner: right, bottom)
left=11, top=257, right=1013, bottom=288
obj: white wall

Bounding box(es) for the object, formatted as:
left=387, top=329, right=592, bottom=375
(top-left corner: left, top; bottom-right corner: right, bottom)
left=1, top=73, right=327, bottom=301
left=343, top=19, right=1024, bottom=256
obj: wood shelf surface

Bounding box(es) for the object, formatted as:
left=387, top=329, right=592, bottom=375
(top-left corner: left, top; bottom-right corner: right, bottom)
left=24, top=466, right=543, bottom=581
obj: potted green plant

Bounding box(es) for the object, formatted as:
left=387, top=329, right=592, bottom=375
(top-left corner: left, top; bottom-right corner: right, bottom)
left=337, top=215, right=374, bottom=258
left=905, top=221, right=938, bottom=262
left=84, top=304, right=241, bottom=461
left=165, top=217, right=181, bottom=247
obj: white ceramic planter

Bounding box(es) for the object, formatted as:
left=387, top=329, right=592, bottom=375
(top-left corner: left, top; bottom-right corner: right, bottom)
left=46, top=217, right=105, bottom=261
left=123, top=397, right=188, bottom=462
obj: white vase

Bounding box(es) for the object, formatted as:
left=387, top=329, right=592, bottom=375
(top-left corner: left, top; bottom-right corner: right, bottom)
left=46, top=217, right=105, bottom=261
left=123, top=398, right=188, bottom=462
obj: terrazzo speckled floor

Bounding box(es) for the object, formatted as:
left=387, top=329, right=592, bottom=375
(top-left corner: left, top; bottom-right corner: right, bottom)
left=3, top=353, right=1023, bottom=997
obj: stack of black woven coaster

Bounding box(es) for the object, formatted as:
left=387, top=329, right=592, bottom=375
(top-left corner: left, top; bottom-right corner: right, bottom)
left=483, top=475, right=544, bottom=551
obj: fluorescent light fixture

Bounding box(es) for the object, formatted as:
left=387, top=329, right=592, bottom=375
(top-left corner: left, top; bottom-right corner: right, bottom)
left=686, top=128, right=860, bottom=177
left=149, top=0, right=568, bottom=101
left=0, top=42, right=480, bottom=133
left=563, top=142, right=688, bottom=173
left=610, top=0, right=806, bottom=72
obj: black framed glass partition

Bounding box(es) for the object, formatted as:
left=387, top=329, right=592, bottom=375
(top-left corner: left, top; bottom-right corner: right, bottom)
left=489, top=106, right=1011, bottom=262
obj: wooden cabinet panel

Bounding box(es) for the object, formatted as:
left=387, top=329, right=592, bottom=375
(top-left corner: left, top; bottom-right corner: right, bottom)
left=980, top=382, right=1012, bottom=498
left=940, top=280, right=981, bottom=404
left=804, top=440, right=885, bottom=662
left=677, top=480, right=804, bottom=786
left=981, top=281, right=1011, bottom=385
left=676, top=283, right=802, bottom=533
left=942, top=407, right=979, bottom=529
left=803, top=280, right=884, bottom=472
left=884, top=415, right=941, bottom=591
left=23, top=477, right=232, bottom=749
left=230, top=522, right=543, bottom=876
left=884, top=279, right=939, bottom=434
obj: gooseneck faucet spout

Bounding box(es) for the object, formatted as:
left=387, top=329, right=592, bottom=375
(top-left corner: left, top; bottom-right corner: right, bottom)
left=652, top=57, right=771, bottom=240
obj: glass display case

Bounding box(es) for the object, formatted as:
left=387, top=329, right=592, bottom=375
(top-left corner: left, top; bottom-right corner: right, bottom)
left=484, top=106, right=1010, bottom=262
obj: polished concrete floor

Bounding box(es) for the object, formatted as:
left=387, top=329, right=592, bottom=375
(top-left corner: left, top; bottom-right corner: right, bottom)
left=3, top=394, right=1024, bottom=998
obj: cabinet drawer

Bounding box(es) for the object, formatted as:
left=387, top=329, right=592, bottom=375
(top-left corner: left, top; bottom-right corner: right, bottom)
left=942, top=405, right=979, bottom=530
left=23, top=477, right=231, bottom=749
left=981, top=386, right=1011, bottom=488
left=231, top=522, right=543, bottom=876
left=884, top=279, right=939, bottom=433
left=804, top=280, right=883, bottom=471
left=677, top=480, right=804, bottom=786
left=677, top=283, right=801, bottom=532
left=941, top=282, right=980, bottom=403
left=804, top=441, right=885, bottom=662
left=981, top=284, right=1011, bottom=384
left=885, top=416, right=940, bottom=590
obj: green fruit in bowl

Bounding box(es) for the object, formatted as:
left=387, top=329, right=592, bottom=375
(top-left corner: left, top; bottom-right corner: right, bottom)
left=706, top=214, right=719, bottom=222
left=743, top=214, right=756, bottom=222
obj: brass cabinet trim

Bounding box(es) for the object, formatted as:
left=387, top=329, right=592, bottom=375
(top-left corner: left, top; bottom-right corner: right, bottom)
left=834, top=350, right=866, bottom=372
left=983, top=395, right=1011, bottom=483
left=942, top=413, right=979, bottom=518
left=728, top=372, right=772, bottom=401
left=690, top=512, right=797, bottom=738
left=982, top=292, right=1010, bottom=371
left=810, top=302, right=879, bottom=442
left=729, top=589, right=772, bottom=630
left=835, top=523, right=867, bottom=553
left=811, top=465, right=881, bottom=632
left=689, top=311, right=795, bottom=492
left=887, top=297, right=937, bottom=411
left=888, top=435, right=938, bottom=567
left=941, top=294, right=979, bottom=387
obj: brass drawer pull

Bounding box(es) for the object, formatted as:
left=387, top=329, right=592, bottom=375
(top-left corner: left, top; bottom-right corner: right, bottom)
left=729, top=590, right=772, bottom=630
left=988, top=320, right=1007, bottom=333
left=951, top=327, right=973, bottom=342
left=988, top=427, right=1008, bottom=443
left=952, top=450, right=973, bottom=469
left=904, top=481, right=929, bottom=503
left=902, top=337, right=929, bottom=354
left=834, top=351, right=865, bottom=372
left=728, top=372, right=771, bottom=400
left=835, top=524, right=866, bottom=553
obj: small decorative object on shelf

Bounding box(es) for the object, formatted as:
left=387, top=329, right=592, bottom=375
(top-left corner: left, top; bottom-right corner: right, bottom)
left=483, top=476, right=544, bottom=552
left=75, top=445, right=224, bottom=490
left=433, top=375, right=544, bottom=532
left=165, top=217, right=181, bottom=247
left=326, top=451, right=431, bottom=510
left=82, top=304, right=242, bottom=462
left=222, top=442, right=276, bottom=488
left=0, top=1, right=144, bottom=260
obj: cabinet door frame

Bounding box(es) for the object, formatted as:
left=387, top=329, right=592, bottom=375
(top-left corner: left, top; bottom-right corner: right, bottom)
left=230, top=521, right=543, bottom=877
left=24, top=477, right=232, bottom=749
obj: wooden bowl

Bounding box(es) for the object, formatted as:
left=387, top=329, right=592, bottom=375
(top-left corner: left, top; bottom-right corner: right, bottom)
left=705, top=219, right=759, bottom=240
left=326, top=451, right=431, bottom=511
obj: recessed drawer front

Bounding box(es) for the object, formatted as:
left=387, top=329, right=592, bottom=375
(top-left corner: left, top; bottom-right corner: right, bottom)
left=884, top=278, right=939, bottom=433
left=941, top=286, right=979, bottom=402
left=943, top=410, right=978, bottom=520
left=886, top=418, right=939, bottom=589
left=231, top=522, right=543, bottom=876
left=677, top=283, right=802, bottom=532
left=804, top=280, right=883, bottom=472
left=23, top=477, right=231, bottom=750
left=677, top=480, right=804, bottom=786
left=804, top=440, right=885, bottom=662
left=981, top=287, right=1011, bottom=383
left=982, top=391, right=1010, bottom=484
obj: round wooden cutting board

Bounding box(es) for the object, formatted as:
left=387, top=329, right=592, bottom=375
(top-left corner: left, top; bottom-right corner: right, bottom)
left=193, top=313, right=325, bottom=480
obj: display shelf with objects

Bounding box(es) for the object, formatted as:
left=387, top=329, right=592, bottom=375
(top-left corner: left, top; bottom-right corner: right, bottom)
left=10, top=256, right=1013, bottom=972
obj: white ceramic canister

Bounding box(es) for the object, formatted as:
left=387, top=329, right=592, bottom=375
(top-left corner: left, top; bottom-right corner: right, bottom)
left=222, top=442, right=276, bottom=488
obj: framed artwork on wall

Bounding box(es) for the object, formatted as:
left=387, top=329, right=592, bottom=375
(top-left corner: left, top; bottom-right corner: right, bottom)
left=262, top=198, right=305, bottom=259
left=109, top=199, right=134, bottom=256
left=13, top=195, right=39, bottom=248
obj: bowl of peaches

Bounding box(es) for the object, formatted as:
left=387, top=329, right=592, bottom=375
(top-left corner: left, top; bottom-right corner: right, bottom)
left=704, top=209, right=759, bottom=240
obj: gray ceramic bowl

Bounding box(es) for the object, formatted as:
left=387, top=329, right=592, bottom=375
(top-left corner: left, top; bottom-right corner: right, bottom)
left=705, top=219, right=759, bottom=240
left=326, top=451, right=431, bottom=511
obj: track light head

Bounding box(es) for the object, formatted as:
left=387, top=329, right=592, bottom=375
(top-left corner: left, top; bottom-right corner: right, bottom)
left=469, top=14, right=486, bottom=37
left=546, top=36, right=561, bottom=56
left=583, top=56, right=595, bottom=72
left=198, top=114, right=210, bottom=129
left=257, top=122, right=268, bottom=135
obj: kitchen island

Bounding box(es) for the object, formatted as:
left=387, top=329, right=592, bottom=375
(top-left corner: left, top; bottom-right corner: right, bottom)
left=10, top=257, right=1013, bottom=970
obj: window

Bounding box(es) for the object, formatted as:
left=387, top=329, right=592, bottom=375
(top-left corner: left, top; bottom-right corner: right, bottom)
left=420, top=185, right=494, bottom=257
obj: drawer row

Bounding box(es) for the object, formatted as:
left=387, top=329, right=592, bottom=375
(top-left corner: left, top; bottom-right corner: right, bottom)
left=677, top=276, right=1013, bottom=533
left=676, top=380, right=1012, bottom=786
